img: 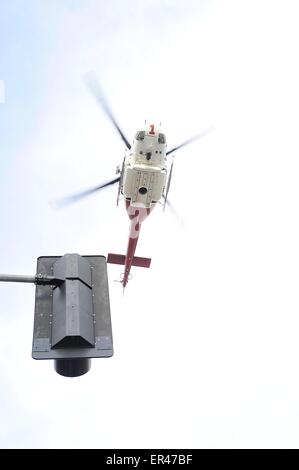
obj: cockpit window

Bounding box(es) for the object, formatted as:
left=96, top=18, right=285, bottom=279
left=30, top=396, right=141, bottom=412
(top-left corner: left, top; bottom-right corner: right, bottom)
left=135, top=131, right=145, bottom=141
left=158, top=133, right=166, bottom=144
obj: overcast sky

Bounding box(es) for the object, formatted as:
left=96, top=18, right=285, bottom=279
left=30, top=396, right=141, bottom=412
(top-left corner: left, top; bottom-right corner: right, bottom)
left=1, top=0, right=299, bottom=449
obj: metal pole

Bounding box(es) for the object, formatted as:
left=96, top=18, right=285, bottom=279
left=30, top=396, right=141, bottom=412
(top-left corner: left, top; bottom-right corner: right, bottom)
left=0, top=274, right=64, bottom=286
left=0, top=274, right=36, bottom=283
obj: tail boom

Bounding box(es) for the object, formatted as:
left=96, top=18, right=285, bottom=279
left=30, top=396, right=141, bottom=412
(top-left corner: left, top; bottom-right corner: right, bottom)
left=107, top=223, right=151, bottom=288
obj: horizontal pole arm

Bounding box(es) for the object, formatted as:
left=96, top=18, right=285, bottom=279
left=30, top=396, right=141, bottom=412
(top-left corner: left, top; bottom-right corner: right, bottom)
left=0, top=274, right=64, bottom=286
left=0, top=274, right=36, bottom=283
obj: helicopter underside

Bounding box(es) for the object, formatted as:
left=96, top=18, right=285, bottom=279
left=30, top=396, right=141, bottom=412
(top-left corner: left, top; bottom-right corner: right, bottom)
left=122, top=164, right=166, bottom=208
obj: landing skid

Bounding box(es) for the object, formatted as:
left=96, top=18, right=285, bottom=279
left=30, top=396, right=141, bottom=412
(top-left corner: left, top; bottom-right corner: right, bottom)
left=163, top=158, right=174, bottom=211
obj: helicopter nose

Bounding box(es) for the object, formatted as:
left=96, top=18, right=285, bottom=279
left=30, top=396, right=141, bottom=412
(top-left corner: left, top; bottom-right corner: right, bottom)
left=146, top=152, right=152, bottom=160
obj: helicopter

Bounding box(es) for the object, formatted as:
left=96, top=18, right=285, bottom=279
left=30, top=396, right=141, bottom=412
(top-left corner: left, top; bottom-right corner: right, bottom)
left=57, top=72, right=214, bottom=289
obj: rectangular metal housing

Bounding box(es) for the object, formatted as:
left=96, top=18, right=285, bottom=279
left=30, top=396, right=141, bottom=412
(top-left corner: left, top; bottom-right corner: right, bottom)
left=32, top=254, right=113, bottom=360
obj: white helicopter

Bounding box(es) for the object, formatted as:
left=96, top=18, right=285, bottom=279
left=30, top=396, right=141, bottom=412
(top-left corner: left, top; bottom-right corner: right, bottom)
left=58, top=72, right=214, bottom=289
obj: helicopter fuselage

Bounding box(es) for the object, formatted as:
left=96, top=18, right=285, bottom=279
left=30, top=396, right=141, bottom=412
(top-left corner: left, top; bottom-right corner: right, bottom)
left=121, top=125, right=167, bottom=209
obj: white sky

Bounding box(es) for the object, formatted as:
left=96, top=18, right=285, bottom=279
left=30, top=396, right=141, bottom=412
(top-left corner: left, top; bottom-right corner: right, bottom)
left=1, top=0, right=299, bottom=449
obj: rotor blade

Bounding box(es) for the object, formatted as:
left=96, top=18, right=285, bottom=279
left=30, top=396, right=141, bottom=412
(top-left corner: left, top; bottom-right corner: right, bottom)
left=52, top=176, right=120, bottom=208
left=166, top=125, right=215, bottom=156
left=83, top=71, right=131, bottom=150
left=163, top=196, right=184, bottom=228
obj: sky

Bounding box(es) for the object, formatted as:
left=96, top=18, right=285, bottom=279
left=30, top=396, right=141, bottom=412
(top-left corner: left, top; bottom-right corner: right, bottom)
left=1, top=0, right=299, bottom=449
